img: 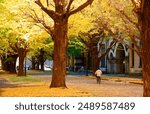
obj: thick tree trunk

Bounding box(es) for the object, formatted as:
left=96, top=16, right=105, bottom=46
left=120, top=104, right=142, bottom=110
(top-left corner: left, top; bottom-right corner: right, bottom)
left=9, top=55, right=18, bottom=74
left=1, top=55, right=18, bottom=73
left=142, top=59, right=150, bottom=96
left=18, top=48, right=26, bottom=76
left=50, top=19, right=68, bottom=88
left=141, top=0, right=150, bottom=97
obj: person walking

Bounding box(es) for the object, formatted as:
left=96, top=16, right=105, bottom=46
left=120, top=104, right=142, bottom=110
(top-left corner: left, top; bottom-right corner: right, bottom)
left=95, top=69, right=102, bottom=84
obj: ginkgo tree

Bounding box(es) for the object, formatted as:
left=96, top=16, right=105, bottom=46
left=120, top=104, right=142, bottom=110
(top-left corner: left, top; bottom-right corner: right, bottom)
left=71, top=0, right=119, bottom=74
left=108, top=0, right=150, bottom=97
left=0, top=0, right=48, bottom=75
left=28, top=31, right=53, bottom=71
left=138, top=0, right=150, bottom=97
left=23, top=0, right=95, bottom=88
left=102, top=0, right=150, bottom=96
left=1, top=1, right=30, bottom=76
left=115, top=0, right=150, bottom=97
left=0, top=2, right=18, bottom=73
left=0, top=27, right=18, bottom=73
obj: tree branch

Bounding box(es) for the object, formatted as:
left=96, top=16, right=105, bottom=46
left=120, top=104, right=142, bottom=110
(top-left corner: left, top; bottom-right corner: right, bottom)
left=8, top=40, right=18, bottom=52
left=22, top=7, right=54, bottom=39
left=46, top=0, right=49, bottom=7
left=34, top=0, right=57, bottom=19
left=66, top=0, right=74, bottom=13
left=120, top=17, right=141, bottom=55
left=131, top=0, right=137, bottom=7
left=114, top=6, right=140, bottom=31
left=68, top=0, right=94, bottom=16
left=99, top=39, right=117, bottom=60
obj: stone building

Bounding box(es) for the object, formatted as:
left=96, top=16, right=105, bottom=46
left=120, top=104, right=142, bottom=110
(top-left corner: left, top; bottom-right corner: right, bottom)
left=99, top=40, right=142, bottom=74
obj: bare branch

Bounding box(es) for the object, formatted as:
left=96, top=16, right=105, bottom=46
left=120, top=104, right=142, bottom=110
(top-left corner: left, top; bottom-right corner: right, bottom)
left=34, top=0, right=56, bottom=19
left=22, top=8, right=54, bottom=38
left=46, top=0, right=49, bottom=7
left=66, top=0, right=74, bottom=13
left=68, top=0, right=94, bottom=16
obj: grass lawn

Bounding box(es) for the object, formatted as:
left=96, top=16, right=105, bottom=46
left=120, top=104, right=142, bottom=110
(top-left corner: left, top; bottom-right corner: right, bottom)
left=9, top=75, right=43, bottom=82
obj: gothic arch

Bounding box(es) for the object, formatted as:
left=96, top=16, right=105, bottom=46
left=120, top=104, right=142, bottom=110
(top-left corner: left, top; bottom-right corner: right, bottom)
left=114, top=43, right=129, bottom=58
left=115, top=43, right=126, bottom=73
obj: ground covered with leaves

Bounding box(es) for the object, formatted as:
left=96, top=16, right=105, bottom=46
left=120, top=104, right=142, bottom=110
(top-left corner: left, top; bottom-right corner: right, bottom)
left=0, top=70, right=143, bottom=97
left=0, top=74, right=92, bottom=97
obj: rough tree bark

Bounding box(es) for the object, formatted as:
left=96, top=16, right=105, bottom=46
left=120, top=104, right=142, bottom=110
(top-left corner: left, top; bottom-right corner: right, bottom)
left=50, top=19, right=68, bottom=87
left=141, top=0, right=150, bottom=97
left=18, top=48, right=26, bottom=76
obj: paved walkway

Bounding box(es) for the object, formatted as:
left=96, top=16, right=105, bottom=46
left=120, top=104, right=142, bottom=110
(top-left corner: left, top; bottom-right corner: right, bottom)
left=34, top=74, right=143, bottom=97
left=0, top=72, right=143, bottom=97
left=67, top=76, right=143, bottom=96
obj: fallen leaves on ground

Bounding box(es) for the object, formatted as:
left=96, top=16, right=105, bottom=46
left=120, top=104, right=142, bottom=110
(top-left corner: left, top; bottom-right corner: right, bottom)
left=0, top=81, right=92, bottom=97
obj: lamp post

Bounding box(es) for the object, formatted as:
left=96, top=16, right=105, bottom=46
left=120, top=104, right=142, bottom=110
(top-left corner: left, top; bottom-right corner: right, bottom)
left=24, top=53, right=27, bottom=76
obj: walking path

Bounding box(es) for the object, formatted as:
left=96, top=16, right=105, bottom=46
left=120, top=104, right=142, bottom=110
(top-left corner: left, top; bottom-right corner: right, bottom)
left=0, top=71, right=143, bottom=97
left=70, top=76, right=143, bottom=96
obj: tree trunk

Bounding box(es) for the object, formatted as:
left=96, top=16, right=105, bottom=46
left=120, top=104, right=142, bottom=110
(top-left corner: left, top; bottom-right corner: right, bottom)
left=33, top=0, right=94, bottom=88
left=141, top=0, right=150, bottom=96
left=31, top=57, right=36, bottom=70
left=18, top=48, right=26, bottom=76
left=39, top=49, right=45, bottom=71
left=142, top=60, right=150, bottom=97
left=1, top=56, right=9, bottom=71
left=9, top=55, right=18, bottom=74
left=50, top=19, right=68, bottom=88
left=35, top=62, right=40, bottom=70
left=1, top=55, right=18, bottom=73
left=40, top=61, right=44, bottom=71
left=92, top=48, right=100, bottom=75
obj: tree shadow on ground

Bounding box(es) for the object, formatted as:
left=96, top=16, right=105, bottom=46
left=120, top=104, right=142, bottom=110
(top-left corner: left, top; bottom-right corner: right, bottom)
left=0, top=79, right=43, bottom=96
left=0, top=79, right=20, bottom=96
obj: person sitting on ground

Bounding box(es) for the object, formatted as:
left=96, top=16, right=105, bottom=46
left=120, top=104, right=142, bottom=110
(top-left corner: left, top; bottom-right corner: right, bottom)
left=95, top=69, right=102, bottom=84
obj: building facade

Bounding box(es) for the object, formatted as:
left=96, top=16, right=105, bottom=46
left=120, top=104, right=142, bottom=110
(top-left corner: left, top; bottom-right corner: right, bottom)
left=99, top=40, right=142, bottom=74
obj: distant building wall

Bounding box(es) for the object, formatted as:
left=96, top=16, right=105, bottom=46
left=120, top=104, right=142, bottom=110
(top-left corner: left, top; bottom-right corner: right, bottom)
left=98, top=40, right=142, bottom=74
